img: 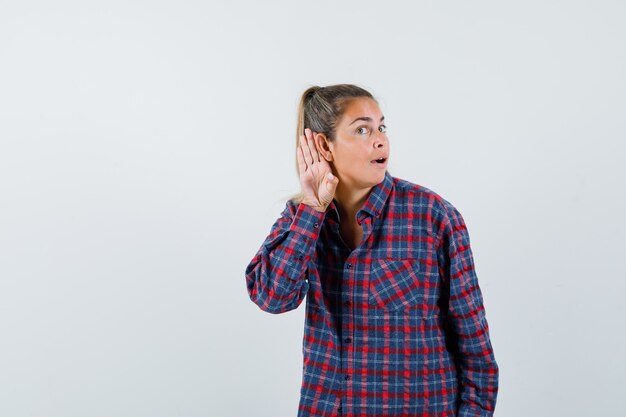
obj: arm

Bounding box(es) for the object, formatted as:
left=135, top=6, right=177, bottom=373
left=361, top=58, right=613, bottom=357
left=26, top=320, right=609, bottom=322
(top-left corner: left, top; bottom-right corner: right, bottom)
left=245, top=200, right=326, bottom=314
left=437, top=202, right=499, bottom=416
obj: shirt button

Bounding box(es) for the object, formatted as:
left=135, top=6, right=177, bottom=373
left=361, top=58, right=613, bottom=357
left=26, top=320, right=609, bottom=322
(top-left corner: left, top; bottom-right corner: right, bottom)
left=345, top=374, right=350, bottom=380
left=347, top=264, right=352, bottom=269
left=313, top=222, right=319, bottom=228
left=344, top=337, right=351, bottom=343
left=344, top=300, right=351, bottom=306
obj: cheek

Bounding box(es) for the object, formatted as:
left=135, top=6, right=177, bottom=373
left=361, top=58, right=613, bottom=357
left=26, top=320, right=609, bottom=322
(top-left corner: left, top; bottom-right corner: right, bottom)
left=332, top=144, right=368, bottom=169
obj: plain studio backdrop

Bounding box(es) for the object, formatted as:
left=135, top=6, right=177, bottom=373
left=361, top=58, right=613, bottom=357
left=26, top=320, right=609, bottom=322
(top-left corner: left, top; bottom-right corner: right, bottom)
left=1, top=1, right=624, bottom=416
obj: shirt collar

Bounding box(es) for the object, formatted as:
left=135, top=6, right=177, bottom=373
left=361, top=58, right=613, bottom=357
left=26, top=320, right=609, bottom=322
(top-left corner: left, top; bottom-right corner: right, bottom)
left=326, top=170, right=395, bottom=225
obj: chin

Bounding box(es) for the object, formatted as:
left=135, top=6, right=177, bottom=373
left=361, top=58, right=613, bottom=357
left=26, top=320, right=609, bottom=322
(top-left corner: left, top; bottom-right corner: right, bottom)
left=341, top=169, right=385, bottom=188
left=364, top=171, right=385, bottom=187
left=373, top=168, right=386, bottom=180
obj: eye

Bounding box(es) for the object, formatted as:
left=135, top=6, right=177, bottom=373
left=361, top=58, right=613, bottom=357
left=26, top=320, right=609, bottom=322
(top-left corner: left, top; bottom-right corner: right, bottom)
left=356, top=126, right=369, bottom=135
left=379, top=125, right=387, bottom=133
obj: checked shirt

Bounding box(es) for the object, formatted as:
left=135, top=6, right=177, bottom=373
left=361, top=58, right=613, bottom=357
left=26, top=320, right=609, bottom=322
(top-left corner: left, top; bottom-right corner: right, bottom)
left=245, top=170, right=499, bottom=416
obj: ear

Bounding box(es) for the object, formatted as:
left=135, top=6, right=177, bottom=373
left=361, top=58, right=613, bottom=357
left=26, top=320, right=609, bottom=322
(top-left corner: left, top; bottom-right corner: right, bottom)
left=313, top=132, right=333, bottom=162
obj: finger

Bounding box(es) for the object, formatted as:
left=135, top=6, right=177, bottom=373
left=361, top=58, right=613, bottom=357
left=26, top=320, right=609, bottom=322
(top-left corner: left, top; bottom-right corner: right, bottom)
left=297, top=137, right=308, bottom=174
left=302, top=129, right=315, bottom=166
left=326, top=174, right=336, bottom=191
left=309, top=131, right=323, bottom=164
left=327, top=173, right=338, bottom=191
left=306, top=129, right=321, bottom=165
left=314, top=133, right=329, bottom=168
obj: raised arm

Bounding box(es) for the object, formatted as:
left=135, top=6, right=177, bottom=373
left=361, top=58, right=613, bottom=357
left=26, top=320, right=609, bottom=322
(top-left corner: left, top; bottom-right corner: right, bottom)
left=245, top=201, right=326, bottom=314
left=245, top=128, right=339, bottom=314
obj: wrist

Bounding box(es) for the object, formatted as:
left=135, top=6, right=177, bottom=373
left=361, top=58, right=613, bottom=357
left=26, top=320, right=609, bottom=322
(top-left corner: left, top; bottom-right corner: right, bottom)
left=301, top=199, right=327, bottom=213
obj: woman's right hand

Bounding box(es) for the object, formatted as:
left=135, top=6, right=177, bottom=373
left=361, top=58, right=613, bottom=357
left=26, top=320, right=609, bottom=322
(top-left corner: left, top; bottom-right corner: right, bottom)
left=297, top=128, right=339, bottom=212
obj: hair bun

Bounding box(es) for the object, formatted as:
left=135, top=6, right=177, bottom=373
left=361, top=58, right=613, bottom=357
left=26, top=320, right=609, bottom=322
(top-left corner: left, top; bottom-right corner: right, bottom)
left=305, top=86, right=322, bottom=100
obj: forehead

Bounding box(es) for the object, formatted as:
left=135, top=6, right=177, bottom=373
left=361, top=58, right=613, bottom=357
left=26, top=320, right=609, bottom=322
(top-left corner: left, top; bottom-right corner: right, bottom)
left=339, top=97, right=382, bottom=123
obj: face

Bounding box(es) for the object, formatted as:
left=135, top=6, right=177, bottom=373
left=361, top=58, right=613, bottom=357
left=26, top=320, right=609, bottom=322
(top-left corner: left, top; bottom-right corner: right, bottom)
left=315, top=97, right=389, bottom=190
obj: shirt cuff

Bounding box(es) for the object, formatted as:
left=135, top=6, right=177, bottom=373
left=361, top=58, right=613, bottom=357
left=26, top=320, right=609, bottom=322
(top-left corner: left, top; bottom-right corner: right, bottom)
left=288, top=202, right=326, bottom=255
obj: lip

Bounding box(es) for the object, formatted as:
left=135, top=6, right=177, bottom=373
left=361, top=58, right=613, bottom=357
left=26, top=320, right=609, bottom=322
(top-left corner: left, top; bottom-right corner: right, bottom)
left=370, top=158, right=388, bottom=169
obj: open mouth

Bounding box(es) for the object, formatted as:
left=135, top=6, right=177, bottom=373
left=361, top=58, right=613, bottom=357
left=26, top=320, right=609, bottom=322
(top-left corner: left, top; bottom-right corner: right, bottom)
left=371, top=157, right=387, bottom=165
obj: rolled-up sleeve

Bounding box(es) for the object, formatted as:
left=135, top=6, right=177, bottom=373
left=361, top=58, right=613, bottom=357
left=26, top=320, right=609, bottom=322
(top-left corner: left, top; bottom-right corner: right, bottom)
left=245, top=200, right=326, bottom=314
left=437, top=201, right=499, bottom=416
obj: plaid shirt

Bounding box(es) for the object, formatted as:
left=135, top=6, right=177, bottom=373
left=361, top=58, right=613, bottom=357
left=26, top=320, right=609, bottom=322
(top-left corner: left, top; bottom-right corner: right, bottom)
left=245, top=170, right=499, bottom=416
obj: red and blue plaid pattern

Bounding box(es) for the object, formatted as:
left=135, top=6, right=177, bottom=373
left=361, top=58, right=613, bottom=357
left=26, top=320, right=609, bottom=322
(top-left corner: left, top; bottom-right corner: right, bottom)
left=245, top=170, right=499, bottom=416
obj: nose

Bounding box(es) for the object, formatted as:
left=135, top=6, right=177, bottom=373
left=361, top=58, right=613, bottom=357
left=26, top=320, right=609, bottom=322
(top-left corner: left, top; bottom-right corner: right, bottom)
left=373, top=132, right=387, bottom=149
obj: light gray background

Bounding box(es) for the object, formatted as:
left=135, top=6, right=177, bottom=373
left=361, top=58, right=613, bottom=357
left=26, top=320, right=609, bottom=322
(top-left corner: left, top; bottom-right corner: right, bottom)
left=1, top=1, right=624, bottom=416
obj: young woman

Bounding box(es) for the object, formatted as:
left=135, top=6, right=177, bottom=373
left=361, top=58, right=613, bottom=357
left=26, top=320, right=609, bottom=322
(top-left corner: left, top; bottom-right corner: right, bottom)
left=245, top=84, right=499, bottom=417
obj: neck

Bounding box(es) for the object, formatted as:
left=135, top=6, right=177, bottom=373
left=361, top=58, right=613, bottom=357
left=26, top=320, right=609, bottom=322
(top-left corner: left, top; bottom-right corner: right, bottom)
left=333, top=181, right=373, bottom=224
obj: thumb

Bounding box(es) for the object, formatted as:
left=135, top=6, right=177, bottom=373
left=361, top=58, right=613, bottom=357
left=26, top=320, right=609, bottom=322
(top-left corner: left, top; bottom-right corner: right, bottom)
left=326, top=172, right=337, bottom=190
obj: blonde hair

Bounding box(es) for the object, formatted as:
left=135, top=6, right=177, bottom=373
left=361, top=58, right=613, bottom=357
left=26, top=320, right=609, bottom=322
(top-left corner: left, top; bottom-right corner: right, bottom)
left=286, top=84, right=376, bottom=204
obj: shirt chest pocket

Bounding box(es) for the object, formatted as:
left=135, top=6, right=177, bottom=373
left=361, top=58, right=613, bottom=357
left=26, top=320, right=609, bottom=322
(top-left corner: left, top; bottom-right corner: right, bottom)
left=368, top=258, right=431, bottom=313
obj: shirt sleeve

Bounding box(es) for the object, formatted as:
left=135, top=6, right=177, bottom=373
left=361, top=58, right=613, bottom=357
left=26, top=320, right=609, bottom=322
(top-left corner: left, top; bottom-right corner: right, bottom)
left=245, top=200, right=326, bottom=314
left=437, top=201, right=500, bottom=416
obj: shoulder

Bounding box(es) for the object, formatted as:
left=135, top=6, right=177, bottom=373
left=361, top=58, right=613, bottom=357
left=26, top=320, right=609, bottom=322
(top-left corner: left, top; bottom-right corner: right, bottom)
left=389, top=173, right=467, bottom=235
left=391, top=174, right=461, bottom=216
left=392, top=174, right=440, bottom=200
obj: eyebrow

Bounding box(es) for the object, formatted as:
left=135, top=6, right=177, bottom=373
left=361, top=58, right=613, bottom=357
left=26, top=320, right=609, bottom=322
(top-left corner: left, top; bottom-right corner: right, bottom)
left=349, top=115, right=385, bottom=125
